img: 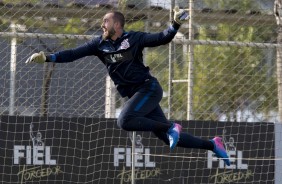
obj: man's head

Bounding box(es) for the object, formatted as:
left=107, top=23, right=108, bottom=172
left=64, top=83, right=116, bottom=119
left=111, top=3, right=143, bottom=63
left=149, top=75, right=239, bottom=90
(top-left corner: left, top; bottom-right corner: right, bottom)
left=101, top=11, right=125, bottom=40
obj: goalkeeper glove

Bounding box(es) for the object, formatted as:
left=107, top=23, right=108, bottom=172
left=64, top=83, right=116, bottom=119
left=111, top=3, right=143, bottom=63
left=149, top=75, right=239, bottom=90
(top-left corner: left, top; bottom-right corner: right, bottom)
left=25, top=51, right=46, bottom=64
left=173, top=6, right=190, bottom=25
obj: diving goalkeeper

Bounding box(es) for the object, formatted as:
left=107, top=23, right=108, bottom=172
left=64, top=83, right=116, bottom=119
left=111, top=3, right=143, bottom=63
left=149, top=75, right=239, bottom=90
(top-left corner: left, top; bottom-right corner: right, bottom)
left=26, top=9, right=230, bottom=166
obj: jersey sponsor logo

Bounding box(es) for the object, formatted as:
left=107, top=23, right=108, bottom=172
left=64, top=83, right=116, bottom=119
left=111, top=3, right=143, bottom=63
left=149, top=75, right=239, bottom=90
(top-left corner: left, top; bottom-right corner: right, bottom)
left=109, top=53, right=123, bottom=63
left=105, top=51, right=133, bottom=64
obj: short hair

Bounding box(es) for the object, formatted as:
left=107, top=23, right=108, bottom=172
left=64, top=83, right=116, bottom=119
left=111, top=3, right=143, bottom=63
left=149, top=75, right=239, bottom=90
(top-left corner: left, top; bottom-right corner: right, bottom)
left=110, top=11, right=125, bottom=28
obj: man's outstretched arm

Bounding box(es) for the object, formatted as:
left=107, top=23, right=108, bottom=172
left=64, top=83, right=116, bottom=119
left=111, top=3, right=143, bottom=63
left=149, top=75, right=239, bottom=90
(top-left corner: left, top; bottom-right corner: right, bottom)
left=25, top=38, right=100, bottom=64
left=140, top=7, right=189, bottom=47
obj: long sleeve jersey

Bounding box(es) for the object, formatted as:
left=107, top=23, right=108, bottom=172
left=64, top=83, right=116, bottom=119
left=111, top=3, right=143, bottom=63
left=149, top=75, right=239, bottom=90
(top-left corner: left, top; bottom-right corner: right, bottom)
left=48, top=25, right=179, bottom=97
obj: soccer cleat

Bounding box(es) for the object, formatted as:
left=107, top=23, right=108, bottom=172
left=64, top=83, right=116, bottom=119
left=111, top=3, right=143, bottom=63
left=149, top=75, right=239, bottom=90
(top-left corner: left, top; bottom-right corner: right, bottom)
left=210, top=137, right=230, bottom=166
left=167, top=123, right=182, bottom=150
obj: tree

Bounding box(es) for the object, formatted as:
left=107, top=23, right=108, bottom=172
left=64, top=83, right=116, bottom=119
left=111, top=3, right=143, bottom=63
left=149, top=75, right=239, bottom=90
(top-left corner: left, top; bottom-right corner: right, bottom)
left=145, top=0, right=277, bottom=121
left=194, top=25, right=276, bottom=121
left=192, top=1, right=277, bottom=121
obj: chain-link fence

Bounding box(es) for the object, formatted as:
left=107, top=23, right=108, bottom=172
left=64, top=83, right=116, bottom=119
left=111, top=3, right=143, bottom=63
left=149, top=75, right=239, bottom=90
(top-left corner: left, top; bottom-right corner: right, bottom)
left=0, top=0, right=278, bottom=121
left=1, top=1, right=281, bottom=184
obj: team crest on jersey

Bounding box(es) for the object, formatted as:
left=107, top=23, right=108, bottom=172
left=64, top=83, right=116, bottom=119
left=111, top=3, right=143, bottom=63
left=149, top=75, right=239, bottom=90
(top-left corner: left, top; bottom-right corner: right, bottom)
left=119, top=39, right=130, bottom=50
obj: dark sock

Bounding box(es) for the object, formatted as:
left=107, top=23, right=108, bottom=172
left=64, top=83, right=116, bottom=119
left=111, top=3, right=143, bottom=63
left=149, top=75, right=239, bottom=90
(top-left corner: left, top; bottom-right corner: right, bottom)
left=153, top=121, right=172, bottom=132
left=203, top=140, right=214, bottom=151
left=178, top=133, right=215, bottom=150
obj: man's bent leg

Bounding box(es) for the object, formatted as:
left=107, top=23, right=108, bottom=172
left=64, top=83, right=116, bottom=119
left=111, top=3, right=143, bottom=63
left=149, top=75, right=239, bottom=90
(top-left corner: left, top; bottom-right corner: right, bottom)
left=117, top=80, right=171, bottom=132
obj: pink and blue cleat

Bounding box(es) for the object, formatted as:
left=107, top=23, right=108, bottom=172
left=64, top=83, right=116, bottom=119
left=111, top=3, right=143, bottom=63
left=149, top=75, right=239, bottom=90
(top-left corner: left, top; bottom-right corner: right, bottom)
left=167, top=123, right=182, bottom=150
left=210, top=137, right=230, bottom=166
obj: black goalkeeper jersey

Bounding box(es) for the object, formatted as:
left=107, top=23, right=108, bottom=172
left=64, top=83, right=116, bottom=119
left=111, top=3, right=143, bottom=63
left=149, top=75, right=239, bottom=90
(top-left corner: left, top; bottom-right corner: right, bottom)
left=50, top=25, right=178, bottom=97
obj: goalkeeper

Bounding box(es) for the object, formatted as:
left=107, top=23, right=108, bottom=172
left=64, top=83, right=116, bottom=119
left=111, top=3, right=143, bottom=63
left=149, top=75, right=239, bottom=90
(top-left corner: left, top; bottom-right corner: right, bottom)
left=26, top=9, right=230, bottom=166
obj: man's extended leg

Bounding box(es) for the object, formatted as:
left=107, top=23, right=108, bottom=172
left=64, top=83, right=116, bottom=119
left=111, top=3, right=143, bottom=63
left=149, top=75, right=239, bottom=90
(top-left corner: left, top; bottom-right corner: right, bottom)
left=117, top=80, right=230, bottom=165
left=147, top=107, right=213, bottom=150
left=147, top=108, right=230, bottom=166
